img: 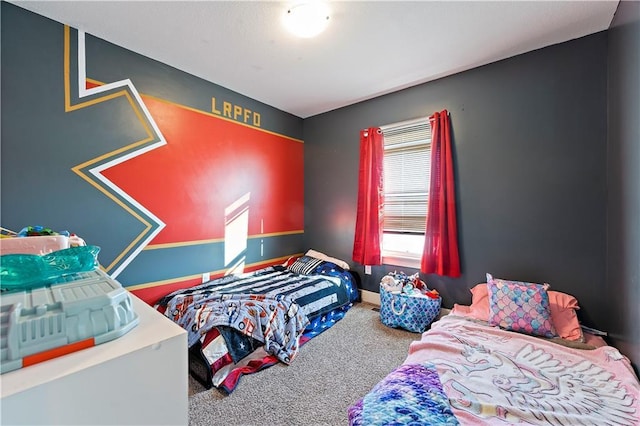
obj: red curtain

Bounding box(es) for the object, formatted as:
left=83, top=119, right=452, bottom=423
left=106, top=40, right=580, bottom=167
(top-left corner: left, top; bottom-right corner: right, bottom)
left=352, top=127, right=384, bottom=265
left=421, top=110, right=461, bottom=277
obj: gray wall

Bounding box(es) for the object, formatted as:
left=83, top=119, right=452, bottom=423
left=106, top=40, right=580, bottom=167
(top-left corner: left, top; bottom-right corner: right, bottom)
left=304, top=33, right=609, bottom=331
left=606, top=0, right=640, bottom=371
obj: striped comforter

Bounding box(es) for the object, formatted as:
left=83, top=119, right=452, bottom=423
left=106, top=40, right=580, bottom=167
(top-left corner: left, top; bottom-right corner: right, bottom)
left=157, top=265, right=353, bottom=323
left=156, top=265, right=357, bottom=392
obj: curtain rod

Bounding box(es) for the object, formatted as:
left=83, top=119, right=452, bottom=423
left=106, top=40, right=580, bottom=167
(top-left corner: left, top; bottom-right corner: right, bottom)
left=379, top=116, right=429, bottom=131
left=364, top=111, right=450, bottom=133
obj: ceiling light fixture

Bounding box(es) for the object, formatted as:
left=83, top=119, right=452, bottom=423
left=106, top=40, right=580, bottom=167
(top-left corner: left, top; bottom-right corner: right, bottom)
left=283, top=1, right=330, bottom=38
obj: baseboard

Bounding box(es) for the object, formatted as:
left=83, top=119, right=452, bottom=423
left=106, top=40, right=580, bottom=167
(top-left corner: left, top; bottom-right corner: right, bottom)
left=360, top=289, right=381, bottom=306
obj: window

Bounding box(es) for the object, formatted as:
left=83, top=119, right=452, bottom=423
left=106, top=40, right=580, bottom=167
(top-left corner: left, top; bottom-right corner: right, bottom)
left=380, top=117, right=431, bottom=268
left=354, top=110, right=458, bottom=274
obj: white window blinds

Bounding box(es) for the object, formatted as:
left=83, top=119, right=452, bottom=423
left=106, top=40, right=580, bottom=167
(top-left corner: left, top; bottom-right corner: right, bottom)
left=381, top=118, right=431, bottom=234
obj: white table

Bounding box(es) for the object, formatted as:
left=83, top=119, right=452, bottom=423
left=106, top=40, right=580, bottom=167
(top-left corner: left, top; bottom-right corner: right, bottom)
left=0, top=294, right=188, bottom=425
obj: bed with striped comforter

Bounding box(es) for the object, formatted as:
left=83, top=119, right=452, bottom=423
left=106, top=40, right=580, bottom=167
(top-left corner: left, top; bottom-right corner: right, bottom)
left=156, top=263, right=358, bottom=393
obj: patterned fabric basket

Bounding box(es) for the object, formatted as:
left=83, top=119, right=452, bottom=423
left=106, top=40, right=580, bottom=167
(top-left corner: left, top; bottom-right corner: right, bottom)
left=379, top=285, right=442, bottom=333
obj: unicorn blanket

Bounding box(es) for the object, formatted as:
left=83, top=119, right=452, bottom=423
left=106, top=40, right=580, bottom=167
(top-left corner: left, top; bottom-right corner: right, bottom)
left=350, top=315, right=640, bottom=425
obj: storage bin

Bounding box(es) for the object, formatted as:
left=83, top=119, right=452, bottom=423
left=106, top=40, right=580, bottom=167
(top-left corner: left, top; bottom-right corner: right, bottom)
left=0, top=235, right=69, bottom=255
left=379, top=284, right=441, bottom=333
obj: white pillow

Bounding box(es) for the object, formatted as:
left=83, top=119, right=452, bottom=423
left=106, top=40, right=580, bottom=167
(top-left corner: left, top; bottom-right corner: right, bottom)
left=305, top=249, right=350, bottom=270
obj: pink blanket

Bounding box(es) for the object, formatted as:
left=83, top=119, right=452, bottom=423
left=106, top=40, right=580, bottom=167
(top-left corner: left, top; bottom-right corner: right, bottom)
left=404, top=315, right=640, bottom=425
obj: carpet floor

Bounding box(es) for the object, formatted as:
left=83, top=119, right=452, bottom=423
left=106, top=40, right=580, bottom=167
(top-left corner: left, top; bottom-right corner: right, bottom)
left=187, top=302, right=419, bottom=426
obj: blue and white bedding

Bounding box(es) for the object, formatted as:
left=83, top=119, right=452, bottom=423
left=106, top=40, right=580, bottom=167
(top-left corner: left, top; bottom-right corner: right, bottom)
left=156, top=261, right=358, bottom=392
left=164, top=291, right=308, bottom=364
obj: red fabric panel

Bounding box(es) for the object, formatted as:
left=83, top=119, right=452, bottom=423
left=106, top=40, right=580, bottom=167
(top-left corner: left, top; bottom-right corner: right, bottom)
left=352, top=128, right=384, bottom=265
left=421, top=111, right=461, bottom=277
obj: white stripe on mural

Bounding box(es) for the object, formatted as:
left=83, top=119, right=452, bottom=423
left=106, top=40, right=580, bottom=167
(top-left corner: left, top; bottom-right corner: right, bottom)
left=75, top=30, right=166, bottom=278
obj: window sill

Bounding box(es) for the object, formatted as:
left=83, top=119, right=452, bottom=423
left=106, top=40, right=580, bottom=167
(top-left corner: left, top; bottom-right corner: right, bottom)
left=381, top=252, right=421, bottom=270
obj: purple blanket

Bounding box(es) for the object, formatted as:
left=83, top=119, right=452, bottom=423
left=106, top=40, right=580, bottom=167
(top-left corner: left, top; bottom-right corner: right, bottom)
left=348, top=362, right=459, bottom=425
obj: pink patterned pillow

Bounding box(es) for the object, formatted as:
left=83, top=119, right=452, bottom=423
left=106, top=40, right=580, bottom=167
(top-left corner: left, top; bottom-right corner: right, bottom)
left=453, top=283, right=585, bottom=342
left=486, top=273, right=557, bottom=338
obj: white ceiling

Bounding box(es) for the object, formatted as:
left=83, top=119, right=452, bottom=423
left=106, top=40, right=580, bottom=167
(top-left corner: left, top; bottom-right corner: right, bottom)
left=11, top=1, right=619, bottom=118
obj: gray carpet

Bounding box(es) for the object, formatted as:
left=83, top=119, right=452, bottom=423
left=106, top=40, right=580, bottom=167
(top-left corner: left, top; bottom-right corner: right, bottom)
left=187, top=302, right=419, bottom=426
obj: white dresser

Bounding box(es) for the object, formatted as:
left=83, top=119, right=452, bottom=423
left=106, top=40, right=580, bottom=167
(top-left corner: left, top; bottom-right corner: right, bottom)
left=0, top=294, right=188, bottom=425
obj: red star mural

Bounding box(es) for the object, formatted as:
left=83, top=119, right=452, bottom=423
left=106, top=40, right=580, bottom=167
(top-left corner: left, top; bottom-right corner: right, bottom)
left=101, top=96, right=304, bottom=245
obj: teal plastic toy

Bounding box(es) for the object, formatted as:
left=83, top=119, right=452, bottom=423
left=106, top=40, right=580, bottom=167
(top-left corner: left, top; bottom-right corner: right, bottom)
left=0, top=245, right=100, bottom=292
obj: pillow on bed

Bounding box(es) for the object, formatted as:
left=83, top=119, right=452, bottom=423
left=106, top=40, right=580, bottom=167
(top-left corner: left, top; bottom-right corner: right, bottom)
left=468, top=284, right=491, bottom=320
left=456, top=282, right=584, bottom=341
left=547, top=291, right=584, bottom=342
left=282, top=255, right=301, bottom=268
left=305, top=249, right=350, bottom=270
left=287, top=255, right=325, bottom=275
left=486, top=273, right=557, bottom=338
